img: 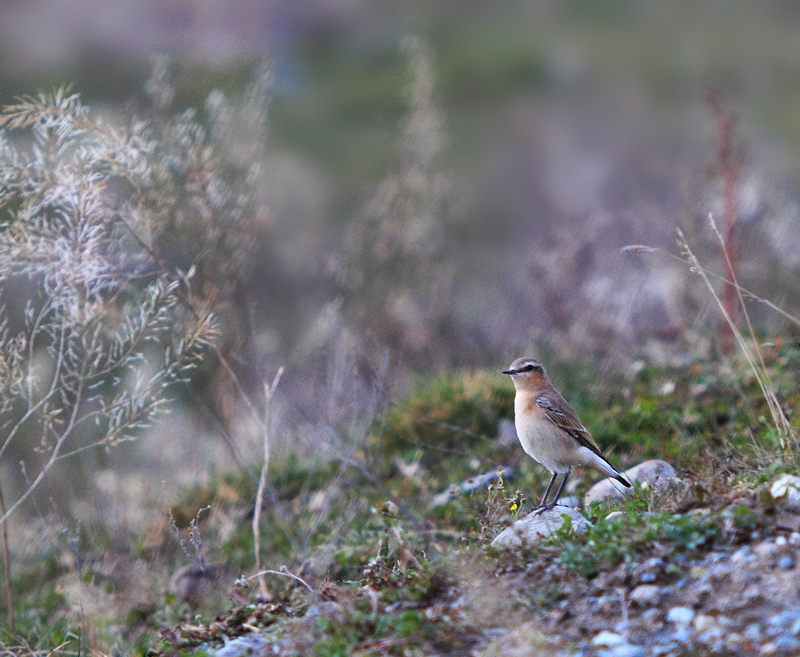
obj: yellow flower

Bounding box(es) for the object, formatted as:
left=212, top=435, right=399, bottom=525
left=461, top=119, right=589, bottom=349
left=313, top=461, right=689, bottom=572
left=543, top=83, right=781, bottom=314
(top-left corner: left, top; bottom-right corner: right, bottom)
left=509, top=503, right=518, bottom=512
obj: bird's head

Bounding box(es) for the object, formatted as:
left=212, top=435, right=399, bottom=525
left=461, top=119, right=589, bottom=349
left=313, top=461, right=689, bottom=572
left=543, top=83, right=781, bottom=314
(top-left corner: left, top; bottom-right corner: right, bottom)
left=502, top=357, right=550, bottom=391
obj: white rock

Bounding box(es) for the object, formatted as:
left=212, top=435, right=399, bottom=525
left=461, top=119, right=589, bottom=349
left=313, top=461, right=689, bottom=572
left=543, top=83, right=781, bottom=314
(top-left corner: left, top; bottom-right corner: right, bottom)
left=666, top=606, right=695, bottom=624
left=629, top=584, right=660, bottom=607
left=490, top=506, right=590, bottom=548
left=693, top=613, right=717, bottom=633
left=605, top=511, right=625, bottom=521
left=591, top=630, right=626, bottom=647
left=770, top=474, right=800, bottom=501
left=754, top=540, right=779, bottom=559
left=584, top=460, right=677, bottom=506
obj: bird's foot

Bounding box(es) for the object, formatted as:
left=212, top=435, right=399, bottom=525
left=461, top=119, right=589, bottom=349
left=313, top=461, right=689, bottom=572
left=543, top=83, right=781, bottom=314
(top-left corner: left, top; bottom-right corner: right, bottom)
left=532, top=501, right=561, bottom=516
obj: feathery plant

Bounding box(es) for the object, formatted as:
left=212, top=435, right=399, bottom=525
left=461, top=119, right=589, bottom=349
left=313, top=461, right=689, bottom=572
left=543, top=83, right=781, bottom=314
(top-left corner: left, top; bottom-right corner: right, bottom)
left=0, top=78, right=263, bottom=526
left=624, top=213, right=796, bottom=454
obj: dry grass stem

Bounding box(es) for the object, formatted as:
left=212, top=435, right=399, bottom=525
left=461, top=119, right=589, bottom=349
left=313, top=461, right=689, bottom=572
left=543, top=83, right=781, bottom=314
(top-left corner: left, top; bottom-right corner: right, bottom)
left=253, top=366, right=284, bottom=600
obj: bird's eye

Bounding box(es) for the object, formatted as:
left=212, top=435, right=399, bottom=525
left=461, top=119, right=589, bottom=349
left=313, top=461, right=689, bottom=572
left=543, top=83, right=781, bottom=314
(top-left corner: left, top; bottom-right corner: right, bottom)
left=524, top=364, right=535, bottom=371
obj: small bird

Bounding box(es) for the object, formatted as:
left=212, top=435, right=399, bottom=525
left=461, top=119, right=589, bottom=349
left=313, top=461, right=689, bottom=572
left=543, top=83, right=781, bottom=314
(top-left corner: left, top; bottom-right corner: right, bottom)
left=502, top=357, right=631, bottom=512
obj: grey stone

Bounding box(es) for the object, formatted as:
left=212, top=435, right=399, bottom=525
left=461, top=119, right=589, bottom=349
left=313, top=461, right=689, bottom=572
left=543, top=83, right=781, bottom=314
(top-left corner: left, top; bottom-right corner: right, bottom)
left=641, top=608, right=661, bottom=625
left=431, top=466, right=513, bottom=507
left=775, top=637, right=800, bottom=654
left=755, top=540, right=780, bottom=559
left=491, top=506, right=590, bottom=548
left=584, top=460, right=677, bottom=506
left=629, top=584, right=660, bottom=607
left=791, top=618, right=800, bottom=636
left=769, top=611, right=800, bottom=628
left=666, top=606, right=695, bottom=624
left=671, top=627, right=693, bottom=643
left=731, top=546, right=754, bottom=564
left=778, top=555, right=796, bottom=570
left=776, top=511, right=800, bottom=533
left=745, top=623, right=764, bottom=640
left=215, top=635, right=269, bottom=657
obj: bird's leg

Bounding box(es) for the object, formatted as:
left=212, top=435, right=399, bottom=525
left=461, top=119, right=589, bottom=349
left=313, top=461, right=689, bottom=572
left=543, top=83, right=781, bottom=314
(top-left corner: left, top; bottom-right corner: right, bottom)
left=534, top=469, right=571, bottom=514
left=536, top=472, right=558, bottom=509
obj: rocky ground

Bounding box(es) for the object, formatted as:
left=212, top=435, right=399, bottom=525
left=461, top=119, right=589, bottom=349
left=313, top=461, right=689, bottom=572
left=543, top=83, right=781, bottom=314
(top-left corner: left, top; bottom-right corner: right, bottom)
left=156, top=468, right=800, bottom=657
left=481, top=469, right=800, bottom=657
left=491, top=518, right=800, bottom=656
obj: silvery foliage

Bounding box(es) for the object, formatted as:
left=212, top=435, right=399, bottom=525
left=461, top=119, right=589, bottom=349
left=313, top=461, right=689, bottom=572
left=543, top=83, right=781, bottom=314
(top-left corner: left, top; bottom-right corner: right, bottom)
left=0, top=65, right=270, bottom=524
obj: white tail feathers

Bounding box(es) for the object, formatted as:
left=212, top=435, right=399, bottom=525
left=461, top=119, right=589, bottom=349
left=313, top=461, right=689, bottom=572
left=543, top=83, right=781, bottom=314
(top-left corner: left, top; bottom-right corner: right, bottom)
left=582, top=448, right=632, bottom=487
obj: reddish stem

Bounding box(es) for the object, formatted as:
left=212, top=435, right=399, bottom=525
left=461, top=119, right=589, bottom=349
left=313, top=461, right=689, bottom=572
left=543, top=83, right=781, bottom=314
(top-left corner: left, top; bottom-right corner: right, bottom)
left=706, top=88, right=739, bottom=354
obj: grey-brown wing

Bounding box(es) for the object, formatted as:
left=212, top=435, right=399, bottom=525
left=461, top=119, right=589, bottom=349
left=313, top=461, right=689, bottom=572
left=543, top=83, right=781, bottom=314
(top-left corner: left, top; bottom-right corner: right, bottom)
left=535, top=389, right=602, bottom=456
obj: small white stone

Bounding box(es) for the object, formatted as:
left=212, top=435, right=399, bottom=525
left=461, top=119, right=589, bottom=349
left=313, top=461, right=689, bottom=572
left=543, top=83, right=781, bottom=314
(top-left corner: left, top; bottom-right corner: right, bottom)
left=591, top=630, right=627, bottom=647
left=776, top=536, right=787, bottom=546
left=629, top=584, right=660, bottom=607
left=790, top=532, right=800, bottom=546
left=605, top=511, right=625, bottom=521
left=759, top=642, right=778, bottom=655
left=754, top=540, right=779, bottom=559
left=658, top=380, right=676, bottom=396
left=731, top=546, right=752, bottom=563
left=693, top=613, right=717, bottom=633
left=770, top=474, right=800, bottom=501
left=667, top=606, right=695, bottom=624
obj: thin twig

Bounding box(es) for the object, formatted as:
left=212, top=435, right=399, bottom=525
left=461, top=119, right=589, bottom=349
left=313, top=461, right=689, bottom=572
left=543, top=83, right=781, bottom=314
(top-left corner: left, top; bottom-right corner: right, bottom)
left=242, top=566, right=314, bottom=593
left=0, top=482, right=13, bottom=631
left=253, top=366, right=284, bottom=600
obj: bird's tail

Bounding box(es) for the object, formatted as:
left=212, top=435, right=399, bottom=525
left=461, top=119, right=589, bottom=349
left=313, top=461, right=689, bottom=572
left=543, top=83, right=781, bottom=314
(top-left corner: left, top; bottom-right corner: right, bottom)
left=590, top=452, right=632, bottom=488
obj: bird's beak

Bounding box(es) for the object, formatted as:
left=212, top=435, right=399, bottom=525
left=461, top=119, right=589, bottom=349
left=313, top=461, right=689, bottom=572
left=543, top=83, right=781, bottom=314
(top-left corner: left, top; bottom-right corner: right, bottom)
left=502, top=369, right=515, bottom=375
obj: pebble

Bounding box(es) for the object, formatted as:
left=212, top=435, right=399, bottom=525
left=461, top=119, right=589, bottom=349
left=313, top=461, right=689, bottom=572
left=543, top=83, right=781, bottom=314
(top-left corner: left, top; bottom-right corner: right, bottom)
left=791, top=618, right=800, bottom=636
left=770, top=474, right=800, bottom=501
left=591, top=631, right=627, bottom=647
left=693, top=613, right=717, bottom=632
left=215, top=635, right=269, bottom=657
left=666, top=606, right=695, bottom=624
left=629, top=585, right=660, bottom=607
left=671, top=627, right=693, bottom=643
left=641, top=608, right=661, bottom=625
left=732, top=546, right=754, bottom=564
left=790, top=532, right=800, bottom=546
left=778, top=555, right=796, bottom=570
left=755, top=540, right=780, bottom=559
left=769, top=612, right=800, bottom=628
left=605, top=511, right=625, bottom=521
left=775, top=636, right=800, bottom=653
left=745, top=623, right=764, bottom=641
left=761, top=643, right=778, bottom=655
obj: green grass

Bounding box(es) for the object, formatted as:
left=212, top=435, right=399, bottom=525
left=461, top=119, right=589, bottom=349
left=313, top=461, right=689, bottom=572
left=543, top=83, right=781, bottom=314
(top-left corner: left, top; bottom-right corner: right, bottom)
left=3, top=350, right=800, bottom=655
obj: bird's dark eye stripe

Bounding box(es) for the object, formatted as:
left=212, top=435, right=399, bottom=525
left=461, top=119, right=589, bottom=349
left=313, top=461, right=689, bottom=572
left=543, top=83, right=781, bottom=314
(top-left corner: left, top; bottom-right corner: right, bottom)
left=524, top=364, right=535, bottom=371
